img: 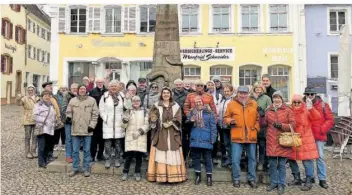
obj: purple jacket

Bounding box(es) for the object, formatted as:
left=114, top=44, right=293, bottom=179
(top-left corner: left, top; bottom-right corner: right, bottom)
left=33, top=101, right=57, bottom=136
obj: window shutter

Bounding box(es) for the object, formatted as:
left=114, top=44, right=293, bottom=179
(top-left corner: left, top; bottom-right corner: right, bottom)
left=23, top=29, right=26, bottom=44
left=10, top=23, right=13, bottom=39
left=9, top=57, right=13, bottom=73
left=58, top=7, right=66, bottom=33
left=1, top=55, right=4, bottom=73
left=15, top=26, right=18, bottom=42
left=124, top=7, right=129, bottom=32
left=93, top=7, right=101, bottom=32
left=88, top=7, right=93, bottom=32
left=1, top=19, right=5, bottom=36
left=128, top=7, right=136, bottom=32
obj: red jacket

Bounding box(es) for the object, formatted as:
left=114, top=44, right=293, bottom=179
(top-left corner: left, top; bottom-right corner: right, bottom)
left=265, top=104, right=296, bottom=158
left=307, top=96, right=334, bottom=141
left=289, top=103, right=320, bottom=161
left=87, top=82, right=94, bottom=92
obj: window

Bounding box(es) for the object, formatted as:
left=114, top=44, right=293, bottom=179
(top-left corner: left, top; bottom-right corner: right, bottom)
left=33, top=47, right=36, bottom=60
left=212, top=5, right=230, bottom=32
left=10, top=4, right=21, bottom=12
left=27, top=19, right=32, bottom=31
left=1, top=55, right=13, bottom=74
left=33, top=74, right=40, bottom=88
left=88, top=7, right=101, bottom=32
left=25, top=72, right=30, bottom=84
left=124, top=6, right=137, bottom=32
left=139, top=61, right=152, bottom=71
left=41, top=51, right=45, bottom=62
left=184, top=67, right=201, bottom=76
left=37, top=25, right=40, bottom=36
left=37, top=48, right=41, bottom=61
left=47, top=53, right=50, bottom=63
left=32, top=22, right=36, bottom=33
left=105, top=6, right=122, bottom=33
left=68, top=61, right=95, bottom=86
left=47, top=32, right=51, bottom=41
left=330, top=55, right=338, bottom=79
left=70, top=8, right=87, bottom=33
left=269, top=5, right=288, bottom=32
left=181, top=4, right=199, bottom=33
left=41, top=28, right=46, bottom=39
left=15, top=26, right=26, bottom=44
left=268, top=65, right=290, bottom=101
left=28, top=45, right=32, bottom=58
left=241, top=5, right=259, bottom=32
left=139, top=5, right=156, bottom=33
left=329, top=9, right=346, bottom=33
left=210, top=66, right=232, bottom=83
left=239, top=66, right=261, bottom=85
left=1, top=19, right=13, bottom=39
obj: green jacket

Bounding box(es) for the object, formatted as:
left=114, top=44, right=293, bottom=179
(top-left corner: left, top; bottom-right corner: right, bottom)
left=252, top=93, right=272, bottom=139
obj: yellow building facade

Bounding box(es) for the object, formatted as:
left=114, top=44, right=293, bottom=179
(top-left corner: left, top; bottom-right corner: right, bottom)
left=48, top=4, right=306, bottom=100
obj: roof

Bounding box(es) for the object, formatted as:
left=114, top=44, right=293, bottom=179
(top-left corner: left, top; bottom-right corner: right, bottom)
left=24, top=5, right=51, bottom=26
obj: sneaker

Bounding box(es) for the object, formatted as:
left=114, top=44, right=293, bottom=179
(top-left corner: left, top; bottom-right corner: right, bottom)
left=68, top=171, right=78, bottom=177
left=32, top=152, right=38, bottom=158
left=105, top=160, right=111, bottom=169
left=54, top=145, right=59, bottom=151
left=121, top=173, right=128, bottom=181
left=135, top=173, right=141, bottom=181
left=26, top=153, right=34, bottom=159
left=84, top=170, right=90, bottom=177
left=61, top=145, right=66, bottom=151
left=65, top=157, right=73, bottom=163
left=114, top=159, right=121, bottom=168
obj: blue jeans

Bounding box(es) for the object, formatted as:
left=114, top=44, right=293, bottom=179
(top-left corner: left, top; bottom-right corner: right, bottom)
left=231, top=143, right=256, bottom=181
left=37, top=134, right=50, bottom=167
left=222, top=129, right=231, bottom=161
left=315, top=141, right=327, bottom=180
left=268, top=157, right=287, bottom=185
left=288, top=159, right=314, bottom=177
left=191, top=147, right=213, bottom=174
left=72, top=136, right=92, bottom=172
left=65, top=124, right=72, bottom=158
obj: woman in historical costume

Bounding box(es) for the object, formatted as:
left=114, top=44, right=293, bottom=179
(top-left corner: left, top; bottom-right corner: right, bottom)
left=147, top=87, right=187, bottom=183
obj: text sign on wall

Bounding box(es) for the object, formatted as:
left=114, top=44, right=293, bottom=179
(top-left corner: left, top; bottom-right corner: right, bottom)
left=263, top=47, right=293, bottom=63
left=181, top=47, right=235, bottom=61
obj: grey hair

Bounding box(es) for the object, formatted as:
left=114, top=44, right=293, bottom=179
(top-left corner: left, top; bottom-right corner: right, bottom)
left=109, top=80, right=120, bottom=87
left=70, top=83, right=78, bottom=88
left=127, top=85, right=137, bottom=90
left=132, top=95, right=141, bottom=101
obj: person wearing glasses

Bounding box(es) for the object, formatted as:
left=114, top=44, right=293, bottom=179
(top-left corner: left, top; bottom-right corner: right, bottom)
left=143, top=82, right=160, bottom=111
left=302, top=87, right=334, bottom=189
left=287, top=94, right=320, bottom=191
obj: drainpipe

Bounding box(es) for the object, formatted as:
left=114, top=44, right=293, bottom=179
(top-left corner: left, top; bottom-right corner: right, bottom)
left=25, top=9, right=30, bottom=66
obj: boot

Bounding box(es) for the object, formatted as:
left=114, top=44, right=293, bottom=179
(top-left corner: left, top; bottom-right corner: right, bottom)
left=206, top=174, right=212, bottom=186
left=195, top=172, right=201, bottom=185
left=114, top=159, right=121, bottom=167
left=278, top=184, right=285, bottom=195
left=105, top=159, right=111, bottom=169
left=319, top=180, right=329, bottom=189
left=68, top=171, right=78, bottom=177
left=301, top=176, right=313, bottom=191
left=25, top=139, right=31, bottom=158
left=288, top=173, right=302, bottom=186
left=302, top=177, right=315, bottom=184
left=266, top=183, right=278, bottom=192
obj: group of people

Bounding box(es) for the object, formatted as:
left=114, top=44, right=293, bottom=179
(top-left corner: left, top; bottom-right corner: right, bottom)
left=16, top=73, right=334, bottom=195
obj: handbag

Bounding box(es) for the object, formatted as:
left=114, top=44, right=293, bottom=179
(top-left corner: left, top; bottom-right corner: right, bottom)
left=34, top=106, right=51, bottom=136
left=279, top=124, right=302, bottom=147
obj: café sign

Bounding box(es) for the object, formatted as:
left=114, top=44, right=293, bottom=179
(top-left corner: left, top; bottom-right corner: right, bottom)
left=181, top=47, right=235, bottom=61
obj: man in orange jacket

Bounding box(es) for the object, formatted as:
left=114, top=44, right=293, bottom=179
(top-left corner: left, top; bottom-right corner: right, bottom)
left=224, top=86, right=259, bottom=189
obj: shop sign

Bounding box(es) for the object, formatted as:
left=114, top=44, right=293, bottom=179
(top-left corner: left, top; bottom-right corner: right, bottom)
left=91, top=39, right=131, bottom=47
left=5, top=43, right=17, bottom=53
left=181, top=47, right=235, bottom=61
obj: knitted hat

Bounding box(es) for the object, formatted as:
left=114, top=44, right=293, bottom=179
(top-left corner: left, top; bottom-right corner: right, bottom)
left=291, top=94, right=303, bottom=102
left=272, top=90, right=284, bottom=99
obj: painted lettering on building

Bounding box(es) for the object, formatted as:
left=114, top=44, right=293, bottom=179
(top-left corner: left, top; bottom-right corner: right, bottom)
left=91, top=40, right=131, bottom=47
left=180, top=47, right=235, bottom=61
left=5, top=43, right=17, bottom=53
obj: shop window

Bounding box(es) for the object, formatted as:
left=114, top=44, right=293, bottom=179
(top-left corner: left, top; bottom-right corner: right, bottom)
left=212, top=4, right=230, bottom=33
left=210, top=65, right=232, bottom=84
left=1, top=18, right=13, bottom=39
left=105, top=6, right=122, bottom=33
left=70, top=8, right=87, bottom=33
left=268, top=65, right=290, bottom=101
left=129, top=61, right=152, bottom=81
left=269, top=4, right=288, bottom=32
left=181, top=4, right=199, bottom=33
left=139, top=5, right=156, bottom=33
left=1, top=54, right=13, bottom=74
left=239, top=65, right=261, bottom=86
left=241, top=5, right=260, bottom=32
left=68, top=61, right=95, bottom=87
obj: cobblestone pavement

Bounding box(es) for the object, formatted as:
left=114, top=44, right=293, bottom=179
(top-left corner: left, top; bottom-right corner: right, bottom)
left=1, top=105, right=352, bottom=195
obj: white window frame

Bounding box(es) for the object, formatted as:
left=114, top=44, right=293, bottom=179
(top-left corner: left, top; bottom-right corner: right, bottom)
left=178, top=4, right=202, bottom=35
left=239, top=65, right=262, bottom=86
left=327, top=6, right=352, bottom=35
left=27, top=19, right=32, bottom=31
left=68, top=5, right=88, bottom=34
left=238, top=4, right=264, bottom=33
left=209, top=4, right=234, bottom=34
left=103, top=5, right=123, bottom=34
left=137, top=4, right=157, bottom=34
left=183, top=66, right=201, bottom=77
left=267, top=4, right=289, bottom=33
left=328, top=52, right=339, bottom=80
left=88, top=6, right=102, bottom=33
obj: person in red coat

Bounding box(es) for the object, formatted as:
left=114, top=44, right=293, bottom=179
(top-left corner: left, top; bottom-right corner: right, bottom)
left=287, top=94, right=320, bottom=191
left=302, top=87, right=334, bottom=189
left=265, top=91, right=296, bottom=194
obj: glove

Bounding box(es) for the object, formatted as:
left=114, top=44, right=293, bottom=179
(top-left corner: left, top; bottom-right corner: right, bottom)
left=123, top=111, right=131, bottom=120
left=132, top=132, right=140, bottom=140
left=65, top=117, right=72, bottom=124
left=163, top=121, right=173, bottom=128
left=306, top=98, right=313, bottom=110
left=230, top=120, right=236, bottom=127
left=88, top=127, right=94, bottom=133
left=273, top=122, right=282, bottom=130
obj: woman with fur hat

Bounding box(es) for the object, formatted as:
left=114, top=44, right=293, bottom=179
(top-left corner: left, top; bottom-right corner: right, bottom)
left=265, top=91, right=296, bottom=194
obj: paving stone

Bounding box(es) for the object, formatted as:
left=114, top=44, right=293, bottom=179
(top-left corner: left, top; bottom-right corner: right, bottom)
left=46, top=160, right=68, bottom=173
left=90, top=162, right=113, bottom=175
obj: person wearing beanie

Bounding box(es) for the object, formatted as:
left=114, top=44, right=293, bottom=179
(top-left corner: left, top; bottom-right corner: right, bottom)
left=224, top=85, right=259, bottom=189
left=16, top=85, right=41, bottom=159
left=261, top=74, right=277, bottom=101
left=251, top=82, right=272, bottom=172
left=302, top=86, right=334, bottom=189
left=287, top=94, right=320, bottom=191
left=265, top=90, right=296, bottom=194
left=66, top=84, right=99, bottom=177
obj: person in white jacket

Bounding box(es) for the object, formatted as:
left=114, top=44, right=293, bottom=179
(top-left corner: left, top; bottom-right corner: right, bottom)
left=99, top=80, right=125, bottom=169
left=121, top=95, right=149, bottom=181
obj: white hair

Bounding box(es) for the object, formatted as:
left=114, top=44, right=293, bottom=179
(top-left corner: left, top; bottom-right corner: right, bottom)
left=127, top=85, right=137, bottom=90
left=174, top=78, right=183, bottom=84
left=109, top=80, right=120, bottom=87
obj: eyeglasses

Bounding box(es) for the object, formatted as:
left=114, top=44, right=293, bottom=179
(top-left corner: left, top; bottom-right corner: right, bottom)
left=214, top=80, right=220, bottom=82
left=196, top=85, right=204, bottom=87
left=306, top=93, right=315, bottom=96
left=293, top=101, right=301, bottom=104
left=151, top=86, right=158, bottom=89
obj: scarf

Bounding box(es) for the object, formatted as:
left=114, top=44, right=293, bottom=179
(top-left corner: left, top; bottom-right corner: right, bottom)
left=109, top=91, right=120, bottom=106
